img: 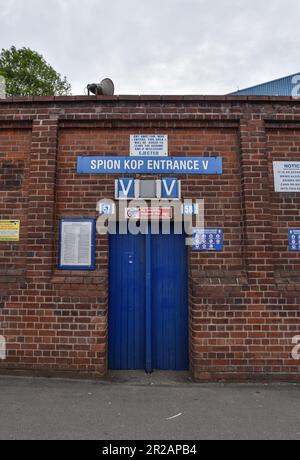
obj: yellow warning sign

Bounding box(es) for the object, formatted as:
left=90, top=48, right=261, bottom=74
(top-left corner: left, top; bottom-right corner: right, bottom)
left=0, top=221, right=20, bottom=241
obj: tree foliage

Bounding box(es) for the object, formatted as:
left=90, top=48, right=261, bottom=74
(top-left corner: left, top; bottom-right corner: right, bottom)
left=0, top=46, right=71, bottom=96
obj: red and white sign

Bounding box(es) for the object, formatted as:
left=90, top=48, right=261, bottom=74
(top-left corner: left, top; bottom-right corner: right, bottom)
left=125, top=208, right=173, bottom=220
left=125, top=208, right=140, bottom=219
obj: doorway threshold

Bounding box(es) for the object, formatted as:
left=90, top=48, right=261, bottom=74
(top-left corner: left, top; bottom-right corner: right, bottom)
left=106, top=371, right=192, bottom=386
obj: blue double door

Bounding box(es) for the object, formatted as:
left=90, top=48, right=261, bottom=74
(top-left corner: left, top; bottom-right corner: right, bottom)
left=108, top=227, right=189, bottom=372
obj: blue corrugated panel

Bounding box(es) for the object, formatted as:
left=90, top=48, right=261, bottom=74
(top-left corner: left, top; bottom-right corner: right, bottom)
left=151, top=231, right=189, bottom=371
left=229, top=72, right=300, bottom=96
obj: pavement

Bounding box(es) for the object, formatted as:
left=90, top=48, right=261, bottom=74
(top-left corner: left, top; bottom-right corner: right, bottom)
left=0, top=372, right=300, bottom=440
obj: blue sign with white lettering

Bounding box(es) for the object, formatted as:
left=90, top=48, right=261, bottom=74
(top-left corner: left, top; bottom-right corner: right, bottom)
left=288, top=229, right=300, bottom=251
left=99, top=203, right=115, bottom=215
left=192, top=229, right=224, bottom=252
left=161, top=178, right=180, bottom=199
left=182, top=204, right=198, bottom=215
left=117, top=178, right=135, bottom=199
left=77, top=156, right=223, bottom=175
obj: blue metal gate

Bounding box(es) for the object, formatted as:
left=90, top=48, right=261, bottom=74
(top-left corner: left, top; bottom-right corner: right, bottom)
left=108, top=232, right=146, bottom=370
left=108, top=227, right=189, bottom=371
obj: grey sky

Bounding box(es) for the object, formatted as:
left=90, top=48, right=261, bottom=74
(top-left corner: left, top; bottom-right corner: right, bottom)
left=0, top=0, right=299, bottom=95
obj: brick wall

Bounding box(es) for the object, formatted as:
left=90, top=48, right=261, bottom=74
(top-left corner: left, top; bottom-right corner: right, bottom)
left=0, top=95, right=299, bottom=381
left=0, top=128, right=31, bottom=283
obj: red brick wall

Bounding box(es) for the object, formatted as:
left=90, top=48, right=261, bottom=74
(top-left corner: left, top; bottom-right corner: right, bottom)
left=0, top=96, right=299, bottom=381
left=0, top=128, right=31, bottom=282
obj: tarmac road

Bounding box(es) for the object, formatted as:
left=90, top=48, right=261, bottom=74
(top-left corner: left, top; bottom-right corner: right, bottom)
left=0, top=373, right=300, bottom=440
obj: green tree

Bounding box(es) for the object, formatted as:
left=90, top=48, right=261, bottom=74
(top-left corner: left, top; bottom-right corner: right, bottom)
left=0, top=46, right=71, bottom=96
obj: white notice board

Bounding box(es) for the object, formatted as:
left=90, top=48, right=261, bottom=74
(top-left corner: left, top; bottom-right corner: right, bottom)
left=273, top=162, right=300, bottom=192
left=130, top=135, right=168, bottom=156
left=59, top=219, right=95, bottom=270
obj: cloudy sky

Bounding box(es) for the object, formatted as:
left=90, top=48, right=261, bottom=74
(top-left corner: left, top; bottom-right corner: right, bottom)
left=0, top=0, right=299, bottom=95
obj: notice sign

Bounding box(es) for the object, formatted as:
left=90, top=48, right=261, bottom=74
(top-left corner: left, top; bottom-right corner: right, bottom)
left=59, top=219, right=96, bottom=270
left=192, top=229, right=224, bottom=252
left=125, top=208, right=173, bottom=220
left=273, top=162, right=300, bottom=192
left=130, top=135, right=168, bottom=157
left=0, top=220, right=20, bottom=241
left=288, top=229, right=300, bottom=251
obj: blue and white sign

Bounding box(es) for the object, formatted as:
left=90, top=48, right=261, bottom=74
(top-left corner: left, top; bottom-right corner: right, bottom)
left=192, top=229, right=224, bottom=252
left=77, top=156, right=223, bottom=175
left=130, top=135, right=168, bottom=157
left=98, top=202, right=115, bottom=215
left=182, top=204, right=199, bottom=216
left=116, top=178, right=135, bottom=199
left=161, top=178, right=180, bottom=199
left=288, top=229, right=300, bottom=251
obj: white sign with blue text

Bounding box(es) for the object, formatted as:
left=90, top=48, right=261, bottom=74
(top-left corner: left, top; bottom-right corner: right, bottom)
left=130, top=135, right=168, bottom=157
